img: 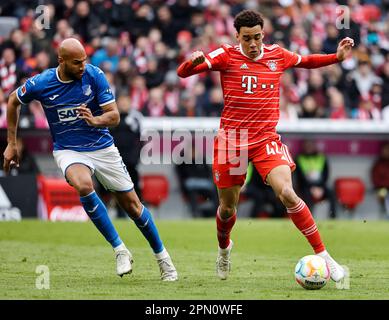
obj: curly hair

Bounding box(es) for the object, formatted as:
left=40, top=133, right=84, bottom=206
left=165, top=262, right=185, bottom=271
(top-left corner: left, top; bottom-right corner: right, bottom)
left=233, top=10, right=264, bottom=33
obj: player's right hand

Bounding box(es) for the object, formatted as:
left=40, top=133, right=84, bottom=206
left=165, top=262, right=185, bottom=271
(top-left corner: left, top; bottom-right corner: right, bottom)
left=3, top=143, right=19, bottom=175
left=191, top=51, right=205, bottom=66
left=78, top=103, right=100, bottom=127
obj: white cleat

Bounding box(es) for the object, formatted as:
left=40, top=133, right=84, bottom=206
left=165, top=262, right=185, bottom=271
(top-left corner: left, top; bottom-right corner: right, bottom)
left=317, top=250, right=345, bottom=282
left=216, top=240, right=233, bottom=280
left=157, top=255, right=178, bottom=281
left=115, top=249, right=133, bottom=277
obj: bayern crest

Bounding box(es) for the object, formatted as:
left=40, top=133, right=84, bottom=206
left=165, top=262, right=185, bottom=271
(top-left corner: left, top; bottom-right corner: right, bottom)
left=267, top=60, right=277, bottom=71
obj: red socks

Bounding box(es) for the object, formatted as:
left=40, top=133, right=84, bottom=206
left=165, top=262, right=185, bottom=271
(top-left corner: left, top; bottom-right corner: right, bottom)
left=216, top=208, right=237, bottom=249
left=215, top=200, right=325, bottom=253
left=287, top=199, right=325, bottom=254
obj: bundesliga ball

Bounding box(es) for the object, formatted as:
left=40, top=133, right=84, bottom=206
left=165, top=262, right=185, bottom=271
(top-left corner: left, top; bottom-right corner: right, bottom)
left=295, top=255, right=330, bottom=290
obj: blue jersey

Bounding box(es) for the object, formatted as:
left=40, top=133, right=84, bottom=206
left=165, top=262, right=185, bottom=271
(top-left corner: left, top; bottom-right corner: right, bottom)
left=16, top=64, right=115, bottom=152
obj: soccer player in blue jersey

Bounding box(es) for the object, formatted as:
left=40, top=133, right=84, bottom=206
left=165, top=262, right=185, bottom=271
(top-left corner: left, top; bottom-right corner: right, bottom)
left=3, top=38, right=178, bottom=281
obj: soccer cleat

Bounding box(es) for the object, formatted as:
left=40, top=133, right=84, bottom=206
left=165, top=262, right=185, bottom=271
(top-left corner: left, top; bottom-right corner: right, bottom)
left=216, top=240, right=233, bottom=280
left=157, top=255, right=178, bottom=281
left=316, top=251, right=345, bottom=282
left=115, top=249, right=133, bottom=277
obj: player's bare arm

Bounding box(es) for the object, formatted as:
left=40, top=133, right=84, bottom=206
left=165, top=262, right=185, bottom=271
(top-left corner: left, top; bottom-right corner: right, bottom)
left=3, top=90, right=21, bottom=174
left=78, top=102, right=120, bottom=128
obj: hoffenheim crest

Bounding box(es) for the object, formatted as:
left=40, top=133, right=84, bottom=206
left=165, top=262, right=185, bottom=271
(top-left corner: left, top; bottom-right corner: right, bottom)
left=82, top=85, right=92, bottom=96
left=267, top=60, right=277, bottom=71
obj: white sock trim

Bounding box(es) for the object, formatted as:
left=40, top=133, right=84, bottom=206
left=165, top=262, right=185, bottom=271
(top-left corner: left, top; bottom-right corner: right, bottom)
left=140, top=205, right=145, bottom=217
left=287, top=199, right=305, bottom=214
left=218, top=240, right=233, bottom=254
left=316, top=249, right=328, bottom=257
left=113, top=242, right=126, bottom=253
left=80, top=190, right=96, bottom=199
left=154, top=247, right=168, bottom=260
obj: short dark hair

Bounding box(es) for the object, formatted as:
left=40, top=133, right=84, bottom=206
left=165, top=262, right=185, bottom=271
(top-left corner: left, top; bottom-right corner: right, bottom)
left=234, top=10, right=264, bottom=33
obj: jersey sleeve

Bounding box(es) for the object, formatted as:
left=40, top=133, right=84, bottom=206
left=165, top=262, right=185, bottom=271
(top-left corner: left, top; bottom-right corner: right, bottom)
left=93, top=67, right=115, bottom=106
left=204, top=45, right=231, bottom=71
left=281, top=48, right=302, bottom=70
left=16, top=75, right=41, bottom=105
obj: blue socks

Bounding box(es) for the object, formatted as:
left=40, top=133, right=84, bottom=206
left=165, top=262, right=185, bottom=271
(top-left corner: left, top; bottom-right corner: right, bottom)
left=133, top=206, right=164, bottom=254
left=80, top=191, right=163, bottom=255
left=80, top=191, right=123, bottom=248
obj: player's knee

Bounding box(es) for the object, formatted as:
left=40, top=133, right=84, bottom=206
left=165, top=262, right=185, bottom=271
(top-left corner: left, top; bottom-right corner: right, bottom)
left=278, top=185, right=299, bottom=206
left=219, top=204, right=236, bottom=218
left=72, top=179, right=94, bottom=196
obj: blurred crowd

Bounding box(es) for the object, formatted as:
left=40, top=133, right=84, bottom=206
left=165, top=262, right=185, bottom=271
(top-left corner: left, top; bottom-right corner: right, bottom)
left=1, top=0, right=389, bottom=129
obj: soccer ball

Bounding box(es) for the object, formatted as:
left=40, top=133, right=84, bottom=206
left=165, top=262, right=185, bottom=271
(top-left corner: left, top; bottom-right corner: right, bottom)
left=294, top=255, right=330, bottom=290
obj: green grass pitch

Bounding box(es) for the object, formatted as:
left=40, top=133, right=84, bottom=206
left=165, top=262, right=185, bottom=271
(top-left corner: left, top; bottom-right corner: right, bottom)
left=1, top=219, right=388, bottom=300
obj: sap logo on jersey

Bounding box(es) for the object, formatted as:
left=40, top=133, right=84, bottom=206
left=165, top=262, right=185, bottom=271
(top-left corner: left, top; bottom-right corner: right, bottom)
left=57, top=106, right=81, bottom=122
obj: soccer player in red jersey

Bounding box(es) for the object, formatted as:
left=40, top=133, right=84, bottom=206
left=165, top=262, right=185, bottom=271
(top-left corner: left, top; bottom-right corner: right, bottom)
left=177, top=10, right=353, bottom=282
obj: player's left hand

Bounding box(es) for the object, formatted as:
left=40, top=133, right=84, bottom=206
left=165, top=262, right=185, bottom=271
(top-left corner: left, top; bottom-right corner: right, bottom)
left=3, top=143, right=19, bottom=175
left=336, top=37, right=354, bottom=61
left=78, top=104, right=101, bottom=127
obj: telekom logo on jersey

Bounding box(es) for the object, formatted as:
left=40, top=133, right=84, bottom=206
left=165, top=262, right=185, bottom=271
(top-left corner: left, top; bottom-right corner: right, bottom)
left=241, top=75, right=257, bottom=94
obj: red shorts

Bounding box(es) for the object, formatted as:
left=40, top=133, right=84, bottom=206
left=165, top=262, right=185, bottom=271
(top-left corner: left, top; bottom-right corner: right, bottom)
left=212, top=136, right=296, bottom=189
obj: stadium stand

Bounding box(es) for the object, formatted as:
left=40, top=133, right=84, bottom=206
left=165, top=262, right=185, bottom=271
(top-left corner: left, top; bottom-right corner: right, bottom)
left=1, top=1, right=389, bottom=220
left=0, top=0, right=389, bottom=123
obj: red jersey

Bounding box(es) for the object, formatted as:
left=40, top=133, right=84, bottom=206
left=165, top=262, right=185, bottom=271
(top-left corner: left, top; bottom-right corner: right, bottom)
left=177, top=42, right=340, bottom=187
left=204, top=44, right=301, bottom=147
left=177, top=44, right=338, bottom=148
